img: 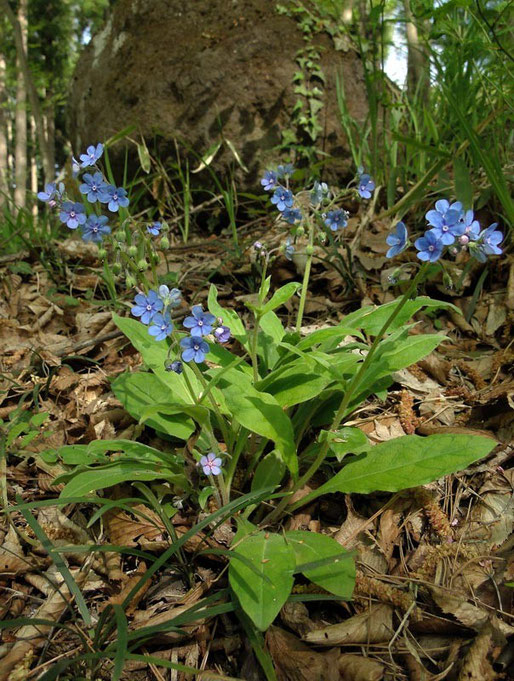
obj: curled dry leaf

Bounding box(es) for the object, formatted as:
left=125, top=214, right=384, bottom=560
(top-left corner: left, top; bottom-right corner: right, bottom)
left=304, top=604, right=393, bottom=645
left=0, top=569, right=90, bottom=681
left=266, top=626, right=341, bottom=681
left=280, top=602, right=317, bottom=637
left=338, top=654, right=384, bottom=681
left=457, top=623, right=496, bottom=681
left=100, top=561, right=148, bottom=616
left=0, top=526, right=29, bottom=575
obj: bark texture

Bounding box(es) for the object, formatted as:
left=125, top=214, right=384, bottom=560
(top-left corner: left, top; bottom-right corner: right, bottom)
left=68, top=0, right=369, bottom=189
left=14, top=0, right=28, bottom=211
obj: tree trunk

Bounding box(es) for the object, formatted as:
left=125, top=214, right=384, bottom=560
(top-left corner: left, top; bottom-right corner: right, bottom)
left=403, top=0, right=430, bottom=103
left=14, top=0, right=28, bottom=211
left=0, top=50, right=9, bottom=210
left=0, top=0, right=53, bottom=182
left=30, top=115, right=38, bottom=218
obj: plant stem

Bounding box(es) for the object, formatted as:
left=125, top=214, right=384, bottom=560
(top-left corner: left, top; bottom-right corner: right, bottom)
left=261, top=262, right=429, bottom=524
left=295, top=217, right=316, bottom=334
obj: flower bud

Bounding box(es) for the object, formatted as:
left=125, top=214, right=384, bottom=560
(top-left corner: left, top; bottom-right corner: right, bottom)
left=160, top=220, right=169, bottom=232
left=160, top=235, right=170, bottom=249
left=97, top=248, right=107, bottom=260
left=137, top=258, right=149, bottom=271
left=125, top=274, right=136, bottom=288
left=128, top=245, right=138, bottom=257
left=296, top=226, right=305, bottom=237
left=443, top=272, right=453, bottom=290
left=117, top=231, right=127, bottom=243
left=112, top=262, right=122, bottom=275
left=305, top=245, right=314, bottom=256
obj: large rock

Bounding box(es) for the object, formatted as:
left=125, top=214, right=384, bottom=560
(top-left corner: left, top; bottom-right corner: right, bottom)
left=68, top=0, right=368, bottom=188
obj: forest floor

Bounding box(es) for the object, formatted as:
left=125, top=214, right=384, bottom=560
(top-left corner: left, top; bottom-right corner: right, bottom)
left=0, top=210, right=513, bottom=681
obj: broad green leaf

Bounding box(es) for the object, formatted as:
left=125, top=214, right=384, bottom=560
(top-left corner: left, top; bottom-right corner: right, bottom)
left=112, top=372, right=195, bottom=440
left=296, top=326, right=364, bottom=351
left=207, top=285, right=247, bottom=345
left=258, top=360, right=334, bottom=408
left=259, top=283, right=301, bottom=315
left=300, top=434, right=496, bottom=505
left=257, top=311, right=284, bottom=371
left=138, top=402, right=210, bottom=430
left=57, top=461, right=184, bottom=497
left=379, top=333, right=444, bottom=371
left=218, top=368, right=298, bottom=477
left=113, top=314, right=200, bottom=401
left=285, top=531, right=355, bottom=599
left=319, top=427, right=368, bottom=462
left=229, top=532, right=295, bottom=631
left=251, top=452, right=286, bottom=492
left=342, top=297, right=460, bottom=336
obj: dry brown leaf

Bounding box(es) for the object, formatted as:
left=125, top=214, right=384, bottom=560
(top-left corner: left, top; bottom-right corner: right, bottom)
left=104, top=504, right=166, bottom=547
left=457, top=623, right=496, bottom=681
left=280, top=602, right=317, bottom=637
left=266, top=626, right=341, bottom=681
left=0, top=527, right=29, bottom=575
left=100, top=561, right=149, bottom=616
left=338, top=653, right=384, bottom=681
left=304, top=604, right=393, bottom=645
left=0, top=568, right=90, bottom=681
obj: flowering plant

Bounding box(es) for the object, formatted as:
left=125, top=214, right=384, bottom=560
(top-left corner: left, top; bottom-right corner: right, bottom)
left=39, top=155, right=501, bottom=644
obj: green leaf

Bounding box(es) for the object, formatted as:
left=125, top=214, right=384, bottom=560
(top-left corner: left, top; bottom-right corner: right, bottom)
left=57, top=461, right=185, bottom=498
left=229, top=532, right=295, bottom=631
left=453, top=158, right=473, bottom=210
left=285, top=531, right=355, bottom=599
left=218, top=368, right=298, bottom=477
left=208, top=285, right=248, bottom=345
left=112, top=373, right=195, bottom=440
left=251, top=452, right=286, bottom=492
left=259, top=283, right=301, bottom=316
left=258, top=360, right=334, bottom=408
left=318, top=427, right=368, bottom=462
left=342, top=297, right=460, bottom=336
left=137, top=141, right=151, bottom=173
left=257, top=311, right=285, bottom=371
left=113, top=314, right=201, bottom=401
left=300, top=434, right=496, bottom=505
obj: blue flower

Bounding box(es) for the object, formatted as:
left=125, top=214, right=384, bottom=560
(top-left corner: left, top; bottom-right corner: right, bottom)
left=183, top=305, right=216, bottom=336
left=458, top=210, right=481, bottom=242
left=324, top=209, right=348, bottom=231
left=79, top=143, right=104, bottom=168
left=165, top=360, right=183, bottom=374
left=425, top=199, right=463, bottom=245
left=310, top=181, right=330, bottom=205
left=415, top=229, right=444, bottom=262
left=261, top=170, right=278, bottom=192
left=147, top=221, right=162, bottom=236
left=38, top=183, right=57, bottom=203
left=102, top=185, right=129, bottom=212
left=59, top=201, right=87, bottom=230
left=214, top=325, right=231, bottom=343
left=148, top=313, right=173, bottom=341
left=276, top=164, right=295, bottom=178
left=131, top=290, right=164, bottom=324
left=282, top=207, right=302, bottom=224
left=200, top=452, right=223, bottom=476
left=81, top=215, right=111, bottom=242
left=158, top=285, right=182, bottom=308
left=284, top=237, right=295, bottom=261
left=79, top=172, right=109, bottom=204
left=358, top=173, right=375, bottom=199
left=386, top=221, right=408, bottom=258
left=180, top=336, right=209, bottom=363
left=271, top=188, right=294, bottom=212
left=473, top=223, right=503, bottom=262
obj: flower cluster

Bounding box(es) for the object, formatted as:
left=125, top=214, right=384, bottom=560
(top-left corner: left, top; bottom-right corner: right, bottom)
left=260, top=164, right=373, bottom=260
left=37, top=142, right=130, bottom=245
left=130, top=287, right=231, bottom=366
left=385, top=199, right=503, bottom=264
